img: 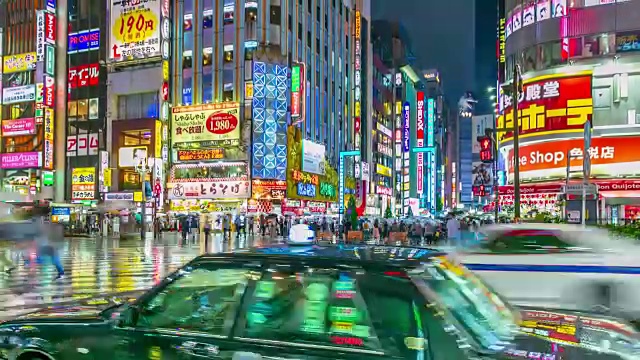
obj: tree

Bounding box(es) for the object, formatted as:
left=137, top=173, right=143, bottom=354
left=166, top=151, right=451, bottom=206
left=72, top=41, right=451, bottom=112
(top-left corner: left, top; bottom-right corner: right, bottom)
left=406, top=206, right=414, bottom=217
left=347, top=196, right=358, bottom=225
left=436, top=197, right=443, bottom=212
left=384, top=206, right=393, bottom=219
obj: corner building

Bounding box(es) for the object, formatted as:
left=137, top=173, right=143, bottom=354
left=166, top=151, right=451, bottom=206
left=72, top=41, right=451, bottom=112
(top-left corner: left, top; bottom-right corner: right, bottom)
left=167, top=0, right=371, bottom=216
left=498, top=0, right=640, bottom=222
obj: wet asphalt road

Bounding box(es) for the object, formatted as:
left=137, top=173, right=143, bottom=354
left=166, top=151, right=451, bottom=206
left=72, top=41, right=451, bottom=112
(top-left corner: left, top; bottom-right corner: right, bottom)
left=0, top=232, right=274, bottom=319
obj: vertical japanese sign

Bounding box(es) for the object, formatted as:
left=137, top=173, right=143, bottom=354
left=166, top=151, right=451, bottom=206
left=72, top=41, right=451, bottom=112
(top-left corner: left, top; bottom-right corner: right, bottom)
left=416, top=91, right=424, bottom=195
left=497, top=0, right=506, bottom=84
left=36, top=11, right=46, bottom=62
left=427, top=98, right=436, bottom=210
left=402, top=102, right=410, bottom=214
left=339, top=157, right=345, bottom=214
left=353, top=10, right=362, bottom=152
left=43, top=108, right=54, bottom=170
left=291, top=62, right=305, bottom=123
left=45, top=45, right=55, bottom=76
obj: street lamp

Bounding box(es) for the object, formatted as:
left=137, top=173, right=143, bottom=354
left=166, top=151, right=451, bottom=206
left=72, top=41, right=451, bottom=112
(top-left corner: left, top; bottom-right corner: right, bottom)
left=135, top=156, right=154, bottom=240
left=487, top=86, right=495, bottom=93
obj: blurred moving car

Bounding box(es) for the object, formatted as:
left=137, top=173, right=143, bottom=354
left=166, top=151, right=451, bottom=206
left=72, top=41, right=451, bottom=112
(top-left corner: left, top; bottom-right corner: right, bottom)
left=0, top=244, right=638, bottom=359
left=460, top=224, right=640, bottom=319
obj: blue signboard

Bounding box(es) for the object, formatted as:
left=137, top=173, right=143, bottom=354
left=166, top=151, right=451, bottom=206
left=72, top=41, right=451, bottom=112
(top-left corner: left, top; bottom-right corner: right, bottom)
left=46, top=0, right=56, bottom=11
left=51, top=207, right=71, bottom=216
left=402, top=102, right=410, bottom=153
left=68, top=29, right=100, bottom=54
left=297, top=183, right=316, bottom=198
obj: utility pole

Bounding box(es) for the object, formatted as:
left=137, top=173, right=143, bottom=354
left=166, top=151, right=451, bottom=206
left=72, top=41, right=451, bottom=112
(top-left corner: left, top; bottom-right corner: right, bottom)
left=512, top=64, right=522, bottom=221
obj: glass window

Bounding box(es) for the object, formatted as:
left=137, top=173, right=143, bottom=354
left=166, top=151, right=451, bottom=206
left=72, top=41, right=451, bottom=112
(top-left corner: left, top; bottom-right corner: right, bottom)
left=184, top=14, right=193, bottom=32
left=487, top=229, right=572, bottom=253
left=68, top=99, right=89, bottom=121
left=117, top=93, right=159, bottom=120
left=224, top=49, right=233, bottom=63
left=137, top=267, right=251, bottom=334
left=537, top=41, right=564, bottom=68
left=203, top=12, right=213, bottom=29
left=183, top=52, right=193, bottom=69
left=237, top=265, right=420, bottom=356
left=121, top=129, right=152, bottom=147
left=270, top=5, right=281, bottom=25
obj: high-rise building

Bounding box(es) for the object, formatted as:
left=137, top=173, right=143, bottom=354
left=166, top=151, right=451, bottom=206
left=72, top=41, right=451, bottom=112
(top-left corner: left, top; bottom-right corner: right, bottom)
left=0, top=0, right=109, bottom=204
left=160, top=0, right=370, bottom=216
left=0, top=0, right=372, bottom=221
left=497, top=0, right=640, bottom=222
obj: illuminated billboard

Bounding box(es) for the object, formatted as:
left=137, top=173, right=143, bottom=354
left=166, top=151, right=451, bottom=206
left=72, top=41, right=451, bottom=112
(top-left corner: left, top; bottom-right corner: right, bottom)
left=497, top=71, right=592, bottom=142
left=416, top=91, right=424, bottom=195
left=251, top=61, right=288, bottom=180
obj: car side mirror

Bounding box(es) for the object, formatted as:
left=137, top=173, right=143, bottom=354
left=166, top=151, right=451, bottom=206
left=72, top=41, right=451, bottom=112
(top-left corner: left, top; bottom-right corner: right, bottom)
left=117, top=305, right=139, bottom=327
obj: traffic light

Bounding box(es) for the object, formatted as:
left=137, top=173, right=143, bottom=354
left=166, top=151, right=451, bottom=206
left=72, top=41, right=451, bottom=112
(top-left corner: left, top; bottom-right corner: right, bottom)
left=472, top=185, right=486, bottom=197
left=478, top=136, right=493, bottom=163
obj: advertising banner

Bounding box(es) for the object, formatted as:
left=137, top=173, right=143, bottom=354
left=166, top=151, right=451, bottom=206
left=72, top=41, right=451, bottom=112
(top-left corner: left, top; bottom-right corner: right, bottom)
left=66, top=133, right=99, bottom=156
left=109, top=0, right=161, bottom=61
left=43, top=75, right=55, bottom=107
left=68, top=63, right=100, bottom=88
left=36, top=11, right=45, bottom=62
left=416, top=91, right=424, bottom=195
left=291, top=63, right=305, bottom=120
left=45, top=45, right=55, bottom=76
left=506, top=136, right=640, bottom=180
left=251, top=180, right=287, bottom=200
left=168, top=180, right=250, bottom=199
left=471, top=115, right=495, bottom=153
left=0, top=152, right=41, bottom=169
left=43, top=108, right=54, bottom=169
left=302, top=139, right=326, bottom=175
left=2, top=53, right=37, bottom=74
left=71, top=167, right=96, bottom=200
left=402, top=102, right=410, bottom=153
left=68, top=29, right=100, bottom=53
left=354, top=10, right=362, bottom=151
left=176, top=149, right=224, bottom=161
left=497, top=72, right=592, bottom=142
left=171, top=102, right=240, bottom=148
left=45, top=12, right=56, bottom=44
left=2, top=85, right=36, bottom=104
left=2, top=118, right=36, bottom=136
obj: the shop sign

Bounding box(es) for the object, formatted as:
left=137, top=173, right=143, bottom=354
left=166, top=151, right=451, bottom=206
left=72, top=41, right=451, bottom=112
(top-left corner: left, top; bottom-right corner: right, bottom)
left=252, top=179, right=286, bottom=199
left=71, top=167, right=95, bottom=200
left=104, top=192, right=134, bottom=201
left=171, top=102, right=240, bottom=148
left=168, top=180, right=250, bottom=199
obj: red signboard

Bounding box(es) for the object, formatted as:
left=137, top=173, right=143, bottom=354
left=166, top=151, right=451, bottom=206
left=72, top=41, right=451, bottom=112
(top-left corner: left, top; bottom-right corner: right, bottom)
left=68, top=63, right=100, bottom=88
left=497, top=72, right=592, bottom=142
left=251, top=180, right=287, bottom=200
left=45, top=12, right=56, bottom=44
left=43, top=75, right=55, bottom=107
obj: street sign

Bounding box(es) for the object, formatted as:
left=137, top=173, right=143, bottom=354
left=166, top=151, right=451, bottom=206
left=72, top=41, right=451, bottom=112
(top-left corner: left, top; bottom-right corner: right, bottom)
left=563, top=183, right=597, bottom=195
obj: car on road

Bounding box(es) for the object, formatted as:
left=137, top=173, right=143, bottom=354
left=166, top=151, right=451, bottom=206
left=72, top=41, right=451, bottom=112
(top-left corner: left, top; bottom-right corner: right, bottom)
left=0, top=244, right=638, bottom=359
left=460, top=224, right=640, bottom=318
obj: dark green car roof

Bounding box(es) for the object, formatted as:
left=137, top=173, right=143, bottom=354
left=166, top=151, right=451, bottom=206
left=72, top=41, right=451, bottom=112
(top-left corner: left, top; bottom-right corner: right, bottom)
left=189, top=244, right=444, bottom=270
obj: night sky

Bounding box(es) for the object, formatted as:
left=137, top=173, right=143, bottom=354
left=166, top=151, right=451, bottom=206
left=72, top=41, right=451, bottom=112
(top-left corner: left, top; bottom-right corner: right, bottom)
left=372, top=0, right=497, bottom=113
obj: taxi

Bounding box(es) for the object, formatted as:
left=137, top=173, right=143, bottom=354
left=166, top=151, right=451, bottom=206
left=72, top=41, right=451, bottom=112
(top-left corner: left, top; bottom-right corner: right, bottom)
left=460, top=224, right=640, bottom=318
left=0, top=243, right=637, bottom=360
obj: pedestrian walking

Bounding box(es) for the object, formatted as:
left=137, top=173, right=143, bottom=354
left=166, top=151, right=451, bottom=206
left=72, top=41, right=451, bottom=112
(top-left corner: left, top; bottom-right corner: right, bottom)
left=203, top=217, right=211, bottom=252
left=27, top=208, right=65, bottom=280
left=223, top=215, right=231, bottom=241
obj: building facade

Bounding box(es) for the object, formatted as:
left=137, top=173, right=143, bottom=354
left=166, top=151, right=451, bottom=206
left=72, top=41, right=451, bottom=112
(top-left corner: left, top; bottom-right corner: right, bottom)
left=499, top=0, right=640, bottom=222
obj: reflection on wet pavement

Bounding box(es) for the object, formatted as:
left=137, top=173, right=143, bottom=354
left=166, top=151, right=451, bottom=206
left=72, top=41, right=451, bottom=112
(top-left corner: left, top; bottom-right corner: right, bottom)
left=0, top=232, right=276, bottom=319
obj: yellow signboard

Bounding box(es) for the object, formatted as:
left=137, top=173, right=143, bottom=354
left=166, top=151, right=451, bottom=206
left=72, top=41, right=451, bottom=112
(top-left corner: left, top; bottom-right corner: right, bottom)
left=71, top=167, right=96, bottom=200
left=2, top=52, right=37, bottom=74
left=171, top=102, right=241, bottom=148
left=376, top=164, right=392, bottom=177
left=43, top=108, right=54, bottom=170
left=155, top=120, right=162, bottom=158
left=162, top=60, right=169, bottom=81
left=104, top=169, right=112, bottom=187
left=134, top=191, right=143, bottom=202
left=72, top=167, right=96, bottom=185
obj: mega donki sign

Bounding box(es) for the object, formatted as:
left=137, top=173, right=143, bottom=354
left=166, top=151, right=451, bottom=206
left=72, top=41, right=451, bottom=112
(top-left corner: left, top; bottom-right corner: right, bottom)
left=506, top=136, right=640, bottom=180
left=497, top=71, right=592, bottom=142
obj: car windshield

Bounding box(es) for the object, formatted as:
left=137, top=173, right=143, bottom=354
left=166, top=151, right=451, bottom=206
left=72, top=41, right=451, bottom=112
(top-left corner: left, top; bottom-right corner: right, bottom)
left=414, top=256, right=517, bottom=350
